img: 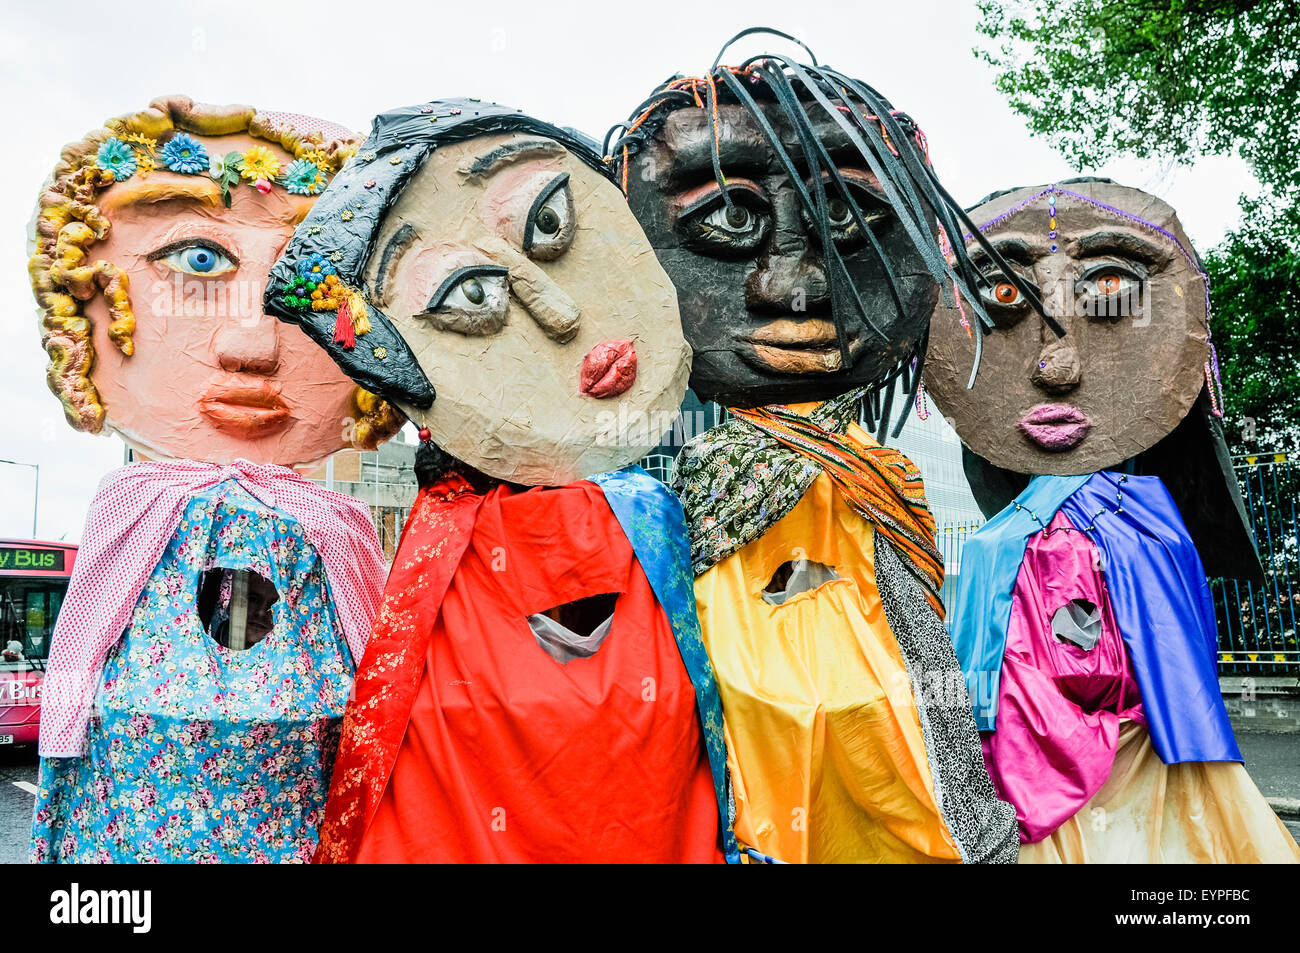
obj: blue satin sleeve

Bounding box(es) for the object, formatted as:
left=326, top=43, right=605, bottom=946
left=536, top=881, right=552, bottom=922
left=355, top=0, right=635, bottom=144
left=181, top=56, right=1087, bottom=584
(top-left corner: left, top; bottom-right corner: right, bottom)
left=1064, top=472, right=1241, bottom=764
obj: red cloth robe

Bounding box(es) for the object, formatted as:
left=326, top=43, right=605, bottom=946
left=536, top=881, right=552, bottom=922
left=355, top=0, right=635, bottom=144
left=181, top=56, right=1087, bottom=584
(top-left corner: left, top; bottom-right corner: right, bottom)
left=317, top=477, right=722, bottom=863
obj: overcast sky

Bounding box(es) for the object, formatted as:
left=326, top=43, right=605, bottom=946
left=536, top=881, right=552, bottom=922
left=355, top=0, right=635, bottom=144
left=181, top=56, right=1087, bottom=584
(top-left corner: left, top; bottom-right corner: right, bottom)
left=0, top=0, right=1260, bottom=541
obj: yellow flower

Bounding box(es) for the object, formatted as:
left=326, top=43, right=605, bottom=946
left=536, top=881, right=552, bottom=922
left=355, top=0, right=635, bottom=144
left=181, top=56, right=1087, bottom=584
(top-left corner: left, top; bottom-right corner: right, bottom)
left=122, top=132, right=158, bottom=149
left=239, top=145, right=282, bottom=182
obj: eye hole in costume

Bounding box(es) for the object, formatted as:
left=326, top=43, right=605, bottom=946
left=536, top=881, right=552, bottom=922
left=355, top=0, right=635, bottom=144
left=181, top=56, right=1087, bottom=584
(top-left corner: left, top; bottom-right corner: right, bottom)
left=527, top=592, right=620, bottom=665
left=148, top=239, right=238, bottom=276
left=800, top=175, right=891, bottom=250
left=417, top=264, right=511, bottom=336
left=1051, top=598, right=1103, bottom=651
left=675, top=184, right=771, bottom=258
left=1076, top=264, right=1143, bottom=321
left=523, top=173, right=576, bottom=261
left=761, top=559, right=842, bottom=606
left=197, top=567, right=279, bottom=652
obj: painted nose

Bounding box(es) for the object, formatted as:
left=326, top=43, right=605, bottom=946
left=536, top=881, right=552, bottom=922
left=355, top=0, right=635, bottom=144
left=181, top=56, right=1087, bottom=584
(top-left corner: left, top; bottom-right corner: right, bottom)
left=214, top=313, right=280, bottom=374
left=1031, top=338, right=1082, bottom=394
left=745, top=254, right=830, bottom=315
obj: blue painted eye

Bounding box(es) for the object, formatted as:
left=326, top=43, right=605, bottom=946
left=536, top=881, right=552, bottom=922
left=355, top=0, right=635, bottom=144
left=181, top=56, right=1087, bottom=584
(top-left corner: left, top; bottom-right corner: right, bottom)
left=186, top=247, right=217, bottom=272
left=158, top=242, right=236, bottom=276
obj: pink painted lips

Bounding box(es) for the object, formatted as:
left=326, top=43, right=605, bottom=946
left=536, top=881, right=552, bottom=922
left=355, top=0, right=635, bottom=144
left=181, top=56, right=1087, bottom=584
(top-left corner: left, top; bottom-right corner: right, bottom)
left=580, top=339, right=637, bottom=398
left=1019, top=403, right=1092, bottom=451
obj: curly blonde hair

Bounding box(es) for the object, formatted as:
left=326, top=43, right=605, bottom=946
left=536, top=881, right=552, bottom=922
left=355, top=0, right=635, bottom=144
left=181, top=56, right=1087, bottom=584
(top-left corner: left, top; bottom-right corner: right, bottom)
left=29, top=94, right=403, bottom=449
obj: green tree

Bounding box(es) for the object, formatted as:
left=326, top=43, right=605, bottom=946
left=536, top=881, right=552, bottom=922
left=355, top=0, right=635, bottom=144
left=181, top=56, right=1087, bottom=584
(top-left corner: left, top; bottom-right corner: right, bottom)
left=1204, top=200, right=1300, bottom=453
left=975, top=0, right=1300, bottom=198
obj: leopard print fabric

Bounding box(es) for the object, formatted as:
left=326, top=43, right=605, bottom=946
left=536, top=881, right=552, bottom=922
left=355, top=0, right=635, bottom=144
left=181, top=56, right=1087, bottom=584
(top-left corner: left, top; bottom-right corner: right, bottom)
left=873, top=535, right=1020, bottom=864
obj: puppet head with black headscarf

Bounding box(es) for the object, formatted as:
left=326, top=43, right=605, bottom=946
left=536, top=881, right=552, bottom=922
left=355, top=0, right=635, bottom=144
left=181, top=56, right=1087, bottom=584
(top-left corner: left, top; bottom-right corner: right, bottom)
left=923, top=177, right=1259, bottom=580
left=264, top=99, right=690, bottom=488
left=608, top=27, right=1051, bottom=435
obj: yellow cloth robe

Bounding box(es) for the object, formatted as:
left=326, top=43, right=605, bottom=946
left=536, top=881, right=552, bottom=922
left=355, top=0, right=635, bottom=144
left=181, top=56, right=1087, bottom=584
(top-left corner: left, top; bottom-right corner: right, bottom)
left=693, top=435, right=962, bottom=864
left=1020, top=720, right=1300, bottom=863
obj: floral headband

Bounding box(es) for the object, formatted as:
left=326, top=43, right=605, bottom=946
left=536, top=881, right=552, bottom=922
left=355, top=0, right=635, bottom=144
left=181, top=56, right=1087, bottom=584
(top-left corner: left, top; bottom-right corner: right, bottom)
left=95, top=132, right=333, bottom=206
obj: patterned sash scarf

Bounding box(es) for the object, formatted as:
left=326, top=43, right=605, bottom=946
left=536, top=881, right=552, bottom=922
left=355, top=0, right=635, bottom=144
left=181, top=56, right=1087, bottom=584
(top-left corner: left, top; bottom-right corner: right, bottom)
left=726, top=401, right=945, bottom=616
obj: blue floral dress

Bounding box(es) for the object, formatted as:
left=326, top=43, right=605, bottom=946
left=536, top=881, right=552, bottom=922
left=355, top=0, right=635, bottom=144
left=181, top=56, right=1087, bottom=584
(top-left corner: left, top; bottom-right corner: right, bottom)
left=31, top=481, right=356, bottom=863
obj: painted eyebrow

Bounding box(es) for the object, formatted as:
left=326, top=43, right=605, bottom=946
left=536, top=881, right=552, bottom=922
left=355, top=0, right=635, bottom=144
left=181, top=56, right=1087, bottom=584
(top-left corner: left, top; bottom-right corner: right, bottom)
left=373, top=223, right=418, bottom=306
left=666, top=114, right=862, bottom=183
left=970, top=237, right=1035, bottom=268
left=1074, top=230, right=1166, bottom=264
left=99, top=179, right=223, bottom=212
left=666, top=125, right=771, bottom=182
left=459, top=138, right=566, bottom=179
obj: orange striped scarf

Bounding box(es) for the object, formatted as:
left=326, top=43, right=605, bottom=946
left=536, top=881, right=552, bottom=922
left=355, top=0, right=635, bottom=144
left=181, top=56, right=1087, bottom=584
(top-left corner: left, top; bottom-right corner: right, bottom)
left=729, top=403, right=946, bottom=616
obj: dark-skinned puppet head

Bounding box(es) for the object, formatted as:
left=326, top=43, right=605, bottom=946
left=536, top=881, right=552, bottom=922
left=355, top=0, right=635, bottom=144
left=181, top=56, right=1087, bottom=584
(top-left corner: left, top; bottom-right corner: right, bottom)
left=264, top=99, right=689, bottom=487
left=609, top=27, right=1049, bottom=427
left=923, top=177, right=1260, bottom=580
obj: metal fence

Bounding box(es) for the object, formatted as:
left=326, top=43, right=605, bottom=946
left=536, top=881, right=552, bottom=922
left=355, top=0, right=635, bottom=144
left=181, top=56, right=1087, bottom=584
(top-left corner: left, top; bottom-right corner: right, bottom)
left=1212, top=454, right=1300, bottom=676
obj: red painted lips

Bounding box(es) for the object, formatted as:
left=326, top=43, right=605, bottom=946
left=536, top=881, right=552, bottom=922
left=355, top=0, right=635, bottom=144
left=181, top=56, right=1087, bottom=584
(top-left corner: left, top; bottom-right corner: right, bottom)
left=580, top=339, right=637, bottom=399
left=1019, top=403, right=1092, bottom=452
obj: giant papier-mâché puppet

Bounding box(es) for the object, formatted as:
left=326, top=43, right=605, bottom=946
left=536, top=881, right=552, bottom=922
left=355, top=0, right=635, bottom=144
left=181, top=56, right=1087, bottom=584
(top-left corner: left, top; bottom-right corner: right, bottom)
left=611, top=28, right=1024, bottom=863
left=28, top=97, right=398, bottom=863
left=925, top=177, right=1300, bottom=862
left=264, top=98, right=735, bottom=863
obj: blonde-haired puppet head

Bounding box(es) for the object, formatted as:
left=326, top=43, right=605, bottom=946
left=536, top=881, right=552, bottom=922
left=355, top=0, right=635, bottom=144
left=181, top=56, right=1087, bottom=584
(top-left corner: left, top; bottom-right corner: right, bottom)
left=29, top=95, right=403, bottom=464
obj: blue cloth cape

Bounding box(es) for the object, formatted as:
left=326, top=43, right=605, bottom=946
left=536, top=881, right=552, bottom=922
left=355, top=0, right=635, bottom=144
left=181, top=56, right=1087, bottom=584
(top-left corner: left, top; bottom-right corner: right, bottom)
left=950, top=471, right=1240, bottom=765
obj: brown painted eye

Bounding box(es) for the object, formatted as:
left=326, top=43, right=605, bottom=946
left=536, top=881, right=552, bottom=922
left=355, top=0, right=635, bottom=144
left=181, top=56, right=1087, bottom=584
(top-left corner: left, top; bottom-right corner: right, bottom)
left=535, top=207, right=561, bottom=235
left=1096, top=274, right=1122, bottom=295
left=523, top=173, right=575, bottom=260
left=680, top=188, right=772, bottom=256
left=461, top=277, right=485, bottom=305
left=421, top=265, right=510, bottom=337
left=994, top=282, right=1019, bottom=304
left=725, top=205, right=750, bottom=229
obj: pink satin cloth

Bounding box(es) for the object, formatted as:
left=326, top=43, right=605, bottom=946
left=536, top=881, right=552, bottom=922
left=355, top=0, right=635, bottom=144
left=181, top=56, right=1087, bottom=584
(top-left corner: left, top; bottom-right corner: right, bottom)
left=981, top=510, right=1145, bottom=843
left=39, top=460, right=386, bottom=757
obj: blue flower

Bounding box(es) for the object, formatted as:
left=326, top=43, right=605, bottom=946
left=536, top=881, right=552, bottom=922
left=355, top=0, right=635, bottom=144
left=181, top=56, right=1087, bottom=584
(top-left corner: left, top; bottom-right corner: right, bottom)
left=282, top=159, right=325, bottom=196
left=296, top=252, right=336, bottom=280
left=159, top=134, right=209, bottom=175
left=96, top=139, right=137, bottom=181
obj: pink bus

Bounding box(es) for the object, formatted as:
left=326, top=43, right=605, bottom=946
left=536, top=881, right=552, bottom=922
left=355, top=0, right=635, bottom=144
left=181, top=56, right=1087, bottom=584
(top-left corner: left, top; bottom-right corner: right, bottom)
left=0, top=539, right=77, bottom=746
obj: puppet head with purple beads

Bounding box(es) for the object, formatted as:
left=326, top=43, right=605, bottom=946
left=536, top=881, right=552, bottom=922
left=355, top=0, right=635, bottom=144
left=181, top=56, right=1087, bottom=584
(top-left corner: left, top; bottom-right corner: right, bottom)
left=924, top=177, right=1258, bottom=579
